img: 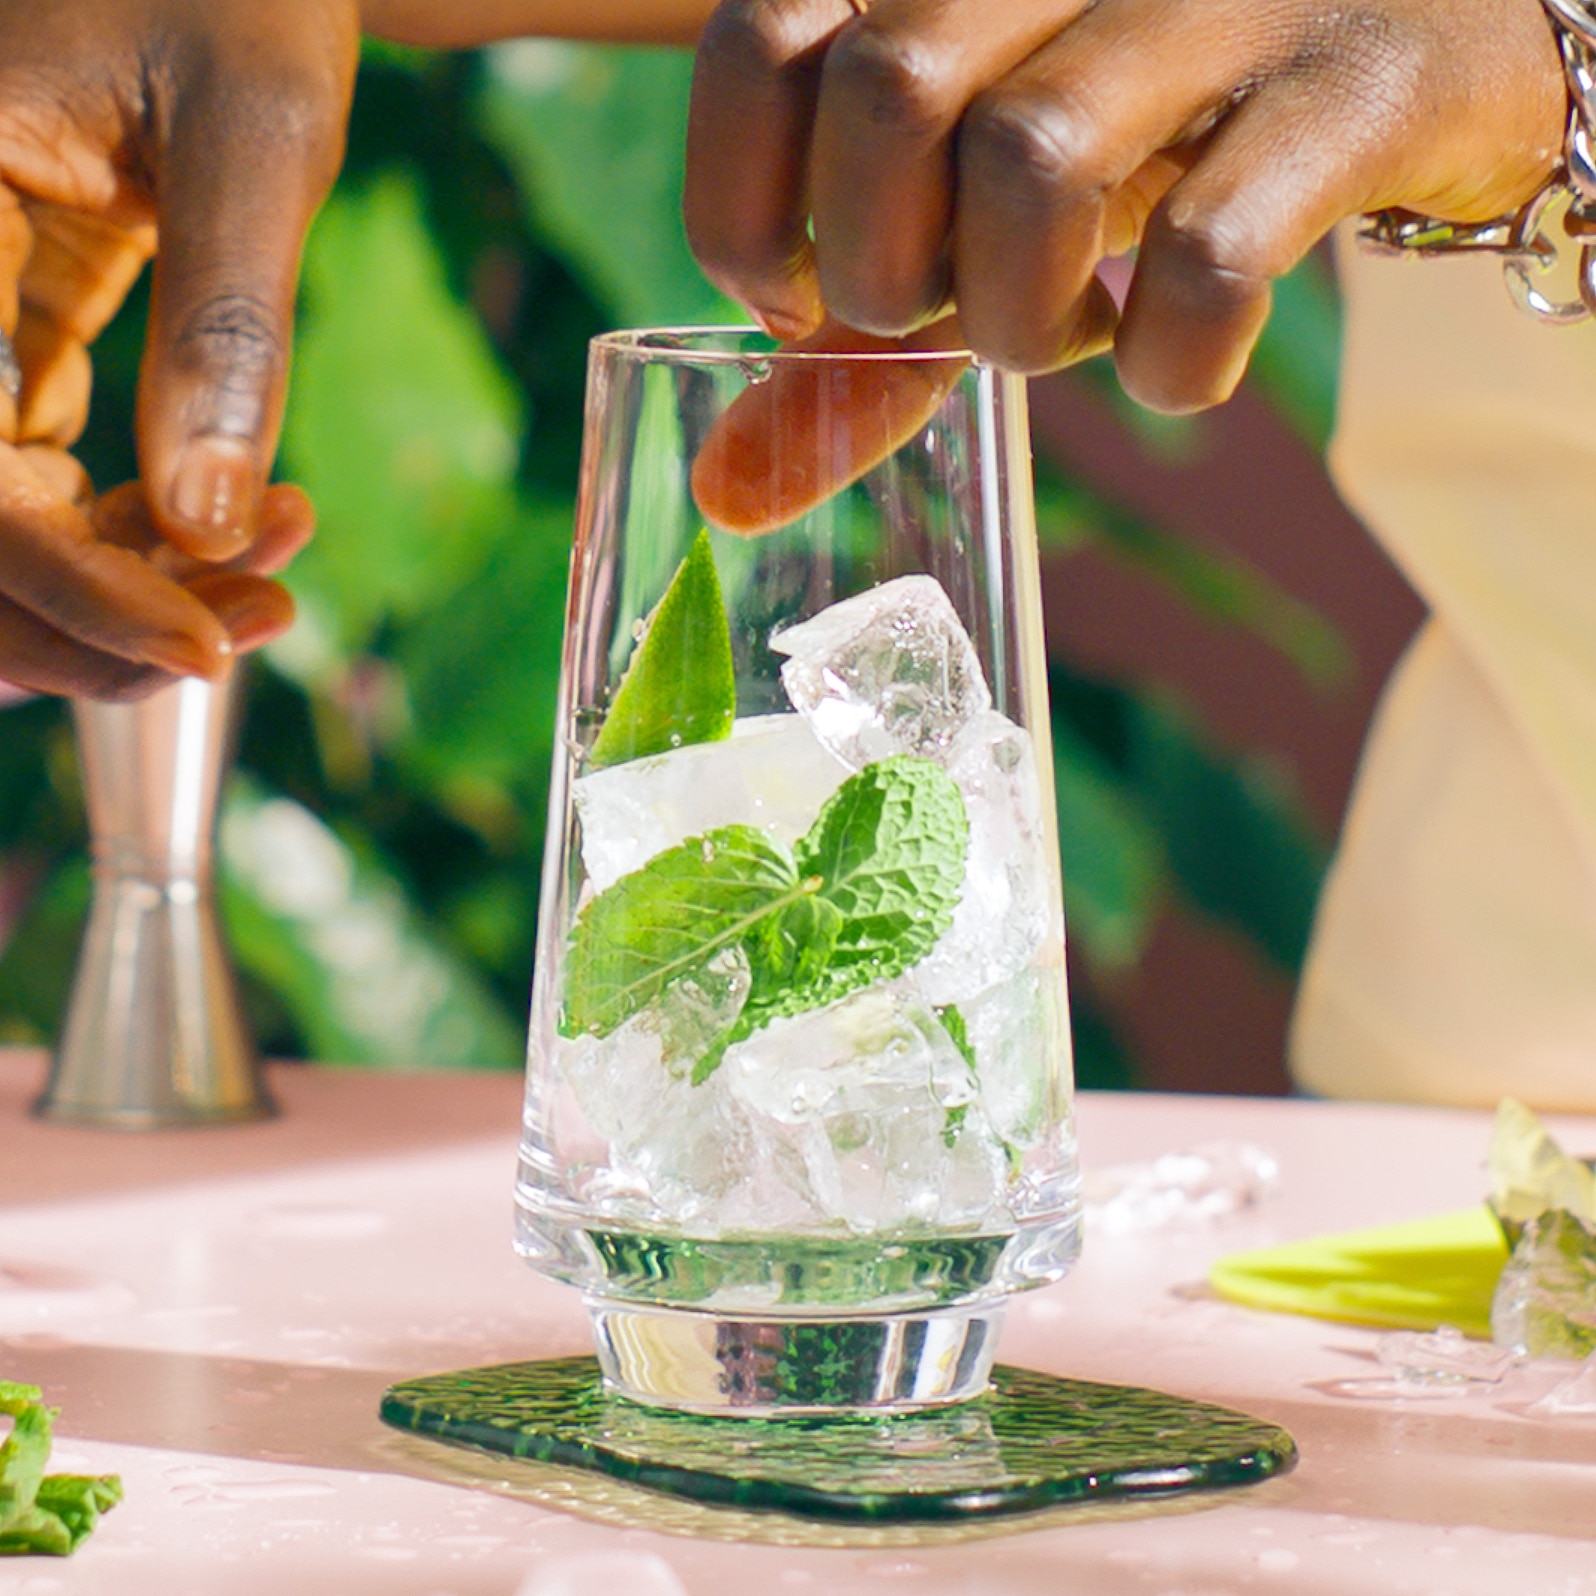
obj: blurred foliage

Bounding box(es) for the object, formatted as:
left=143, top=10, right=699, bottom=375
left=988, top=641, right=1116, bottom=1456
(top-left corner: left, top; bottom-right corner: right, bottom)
left=0, top=41, right=1343, bottom=1090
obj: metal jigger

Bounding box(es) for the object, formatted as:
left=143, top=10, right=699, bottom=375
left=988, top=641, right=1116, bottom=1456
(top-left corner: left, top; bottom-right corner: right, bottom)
left=34, top=671, right=274, bottom=1127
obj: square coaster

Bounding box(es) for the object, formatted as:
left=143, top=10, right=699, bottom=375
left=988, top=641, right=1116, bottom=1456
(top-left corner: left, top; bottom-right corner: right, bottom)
left=381, top=1357, right=1295, bottom=1526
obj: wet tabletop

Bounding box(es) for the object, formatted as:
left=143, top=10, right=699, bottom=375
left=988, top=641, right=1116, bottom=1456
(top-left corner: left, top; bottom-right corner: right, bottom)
left=0, top=1049, right=1593, bottom=1594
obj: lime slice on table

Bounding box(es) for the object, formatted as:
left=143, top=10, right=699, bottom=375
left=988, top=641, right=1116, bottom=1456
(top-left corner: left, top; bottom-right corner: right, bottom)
left=588, top=527, right=736, bottom=770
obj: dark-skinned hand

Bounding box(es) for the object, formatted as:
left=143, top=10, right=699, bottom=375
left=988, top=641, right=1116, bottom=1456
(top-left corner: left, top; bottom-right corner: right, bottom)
left=685, top=0, right=1568, bottom=415
left=0, top=0, right=359, bottom=697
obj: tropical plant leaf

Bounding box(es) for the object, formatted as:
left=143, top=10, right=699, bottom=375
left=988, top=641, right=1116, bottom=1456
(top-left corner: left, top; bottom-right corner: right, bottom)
left=1052, top=669, right=1329, bottom=977
left=0, top=859, right=89, bottom=1046
left=279, top=167, right=525, bottom=670
left=1124, top=694, right=1329, bottom=975
left=1051, top=717, right=1166, bottom=974
left=477, top=42, right=732, bottom=325
left=219, top=780, right=524, bottom=1068
left=396, top=493, right=571, bottom=798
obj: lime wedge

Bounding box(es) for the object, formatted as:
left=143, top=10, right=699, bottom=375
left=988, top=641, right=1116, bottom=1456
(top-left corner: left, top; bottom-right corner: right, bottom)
left=588, top=527, right=735, bottom=769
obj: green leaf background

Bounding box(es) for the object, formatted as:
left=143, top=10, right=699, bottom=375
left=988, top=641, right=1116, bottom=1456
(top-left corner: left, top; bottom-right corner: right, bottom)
left=0, top=41, right=1341, bottom=1088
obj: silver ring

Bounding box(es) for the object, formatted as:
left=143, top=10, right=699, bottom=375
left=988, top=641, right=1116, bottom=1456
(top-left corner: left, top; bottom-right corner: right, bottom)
left=0, top=328, right=18, bottom=402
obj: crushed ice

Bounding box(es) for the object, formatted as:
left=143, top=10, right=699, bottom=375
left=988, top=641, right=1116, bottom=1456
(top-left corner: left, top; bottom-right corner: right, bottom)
left=1373, top=1325, right=1517, bottom=1389
left=559, top=574, right=1066, bottom=1232
left=1083, top=1142, right=1280, bottom=1234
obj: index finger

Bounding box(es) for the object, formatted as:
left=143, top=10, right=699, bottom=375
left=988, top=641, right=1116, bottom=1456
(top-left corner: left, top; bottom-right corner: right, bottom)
left=685, top=0, right=853, bottom=340
left=0, top=445, right=233, bottom=677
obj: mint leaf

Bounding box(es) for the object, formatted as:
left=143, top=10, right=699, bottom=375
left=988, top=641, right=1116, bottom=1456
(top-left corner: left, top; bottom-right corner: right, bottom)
left=0, top=1399, right=50, bottom=1527
left=747, top=893, right=844, bottom=1006
left=562, top=824, right=804, bottom=1037
left=588, top=527, right=735, bottom=769
left=0, top=1384, right=121, bottom=1556
left=795, top=755, right=967, bottom=993
left=933, top=1003, right=1022, bottom=1174
left=935, top=1003, right=977, bottom=1073
left=562, top=756, right=968, bottom=1078
left=934, top=1003, right=979, bottom=1151
left=29, top=1476, right=124, bottom=1553
left=942, top=1102, right=970, bottom=1149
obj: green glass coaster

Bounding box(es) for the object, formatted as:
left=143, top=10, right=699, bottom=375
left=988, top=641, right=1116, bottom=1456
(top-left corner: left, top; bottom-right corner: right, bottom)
left=380, top=1357, right=1295, bottom=1527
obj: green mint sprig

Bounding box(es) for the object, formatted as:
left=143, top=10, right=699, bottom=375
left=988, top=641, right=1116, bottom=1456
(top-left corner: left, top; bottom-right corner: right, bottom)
left=562, top=756, right=968, bottom=1080
left=934, top=1002, right=1022, bottom=1173
left=0, top=1382, right=121, bottom=1556
left=588, top=527, right=736, bottom=770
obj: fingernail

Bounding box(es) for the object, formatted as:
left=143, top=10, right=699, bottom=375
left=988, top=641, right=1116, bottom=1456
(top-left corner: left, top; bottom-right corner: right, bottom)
left=218, top=594, right=293, bottom=652
left=753, top=304, right=821, bottom=344
left=145, top=630, right=229, bottom=681
left=170, top=436, right=256, bottom=548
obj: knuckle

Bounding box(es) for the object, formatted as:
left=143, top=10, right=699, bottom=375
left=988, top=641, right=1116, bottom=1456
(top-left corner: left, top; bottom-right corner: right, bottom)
left=230, top=67, right=346, bottom=174
left=173, top=45, right=348, bottom=187
left=698, top=0, right=831, bottom=82
left=824, top=25, right=953, bottom=144
left=960, top=88, right=1112, bottom=211
left=171, top=293, right=284, bottom=393
left=1144, top=206, right=1272, bottom=324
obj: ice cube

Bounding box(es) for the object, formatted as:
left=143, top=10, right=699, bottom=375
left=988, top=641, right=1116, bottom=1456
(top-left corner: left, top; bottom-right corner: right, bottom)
left=1530, top=1352, right=1596, bottom=1414
left=915, top=711, right=1055, bottom=1005
left=1083, top=1142, right=1280, bottom=1235
left=573, top=713, right=850, bottom=890
left=957, top=967, right=1068, bottom=1149
left=1491, top=1209, right=1596, bottom=1359
left=1373, top=1325, right=1517, bottom=1388
left=558, top=951, right=761, bottom=1227
left=723, top=987, right=1009, bottom=1231
left=771, top=575, right=992, bottom=770
left=565, top=1042, right=778, bottom=1232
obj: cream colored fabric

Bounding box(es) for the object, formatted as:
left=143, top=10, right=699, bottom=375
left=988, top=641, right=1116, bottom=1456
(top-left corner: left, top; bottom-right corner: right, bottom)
left=1292, top=237, right=1596, bottom=1108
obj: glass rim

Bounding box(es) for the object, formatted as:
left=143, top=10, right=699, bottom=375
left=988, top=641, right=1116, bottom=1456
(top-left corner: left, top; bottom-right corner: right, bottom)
left=590, top=325, right=980, bottom=366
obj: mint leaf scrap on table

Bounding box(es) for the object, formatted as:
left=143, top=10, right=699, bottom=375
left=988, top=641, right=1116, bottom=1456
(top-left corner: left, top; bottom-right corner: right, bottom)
left=587, top=526, right=736, bottom=770
left=561, top=755, right=969, bottom=1079
left=0, top=1382, right=121, bottom=1556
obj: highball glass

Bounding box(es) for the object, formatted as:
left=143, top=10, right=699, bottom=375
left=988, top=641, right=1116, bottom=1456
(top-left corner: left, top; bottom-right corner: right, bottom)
left=517, top=330, right=1078, bottom=1413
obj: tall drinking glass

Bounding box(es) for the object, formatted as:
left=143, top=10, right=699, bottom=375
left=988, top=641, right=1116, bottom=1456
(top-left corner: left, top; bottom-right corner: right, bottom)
left=519, top=329, right=1078, bottom=1414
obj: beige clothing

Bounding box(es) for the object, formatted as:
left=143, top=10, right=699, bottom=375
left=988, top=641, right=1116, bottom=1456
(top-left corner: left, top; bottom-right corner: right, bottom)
left=1292, top=236, right=1596, bottom=1109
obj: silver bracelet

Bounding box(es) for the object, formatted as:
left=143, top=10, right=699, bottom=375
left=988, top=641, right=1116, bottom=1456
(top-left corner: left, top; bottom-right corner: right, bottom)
left=1358, top=0, right=1596, bottom=325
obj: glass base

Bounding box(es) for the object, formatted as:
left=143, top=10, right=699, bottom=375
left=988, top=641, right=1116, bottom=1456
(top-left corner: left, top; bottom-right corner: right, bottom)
left=590, top=1303, right=1001, bottom=1414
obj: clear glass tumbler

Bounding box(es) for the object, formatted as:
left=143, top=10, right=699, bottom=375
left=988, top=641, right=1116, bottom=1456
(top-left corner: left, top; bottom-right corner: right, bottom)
left=518, top=329, right=1078, bottom=1414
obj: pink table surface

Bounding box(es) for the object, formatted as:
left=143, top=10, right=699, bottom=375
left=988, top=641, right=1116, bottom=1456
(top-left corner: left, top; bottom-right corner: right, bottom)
left=1, top=1049, right=1594, bottom=1595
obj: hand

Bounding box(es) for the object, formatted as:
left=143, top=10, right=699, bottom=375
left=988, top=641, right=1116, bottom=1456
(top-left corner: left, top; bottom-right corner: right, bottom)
left=0, top=0, right=358, bottom=696
left=684, top=0, right=1567, bottom=410
left=0, top=462, right=312, bottom=700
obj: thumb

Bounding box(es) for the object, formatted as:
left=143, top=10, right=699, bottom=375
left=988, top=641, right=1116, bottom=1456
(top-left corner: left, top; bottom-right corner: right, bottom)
left=137, top=19, right=357, bottom=560
left=691, top=315, right=968, bottom=536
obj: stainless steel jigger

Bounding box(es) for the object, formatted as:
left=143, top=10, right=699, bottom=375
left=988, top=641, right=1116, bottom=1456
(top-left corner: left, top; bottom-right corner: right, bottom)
left=34, top=673, right=274, bottom=1127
